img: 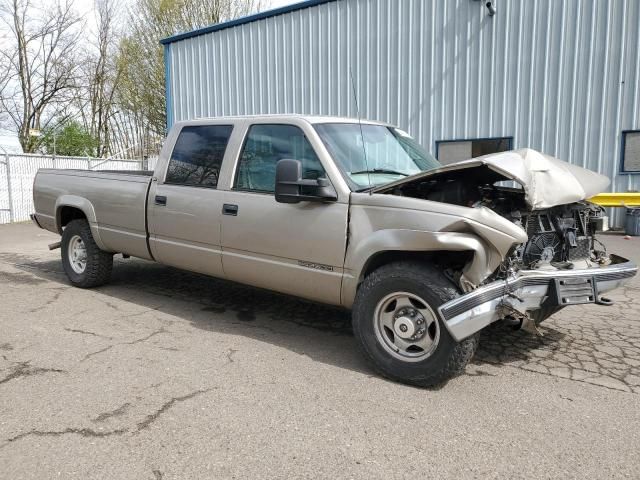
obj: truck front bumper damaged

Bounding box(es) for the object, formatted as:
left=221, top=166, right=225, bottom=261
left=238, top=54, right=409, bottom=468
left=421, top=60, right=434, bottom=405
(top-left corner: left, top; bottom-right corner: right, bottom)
left=439, top=255, right=637, bottom=342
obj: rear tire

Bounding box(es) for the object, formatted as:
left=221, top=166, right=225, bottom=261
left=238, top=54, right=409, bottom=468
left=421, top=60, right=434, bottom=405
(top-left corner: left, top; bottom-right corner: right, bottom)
left=61, top=219, right=113, bottom=288
left=352, top=261, right=479, bottom=387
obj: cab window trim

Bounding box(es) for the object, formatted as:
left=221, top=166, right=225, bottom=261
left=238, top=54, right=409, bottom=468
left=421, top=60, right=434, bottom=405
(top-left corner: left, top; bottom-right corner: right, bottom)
left=164, top=124, right=235, bottom=188
left=232, top=123, right=328, bottom=195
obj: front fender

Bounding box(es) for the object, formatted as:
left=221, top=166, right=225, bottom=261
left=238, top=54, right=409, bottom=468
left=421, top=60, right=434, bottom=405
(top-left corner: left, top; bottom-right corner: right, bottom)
left=341, top=229, right=502, bottom=308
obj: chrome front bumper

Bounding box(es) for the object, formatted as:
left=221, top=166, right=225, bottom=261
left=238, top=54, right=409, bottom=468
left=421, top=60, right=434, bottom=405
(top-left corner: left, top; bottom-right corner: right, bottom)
left=439, top=255, right=637, bottom=342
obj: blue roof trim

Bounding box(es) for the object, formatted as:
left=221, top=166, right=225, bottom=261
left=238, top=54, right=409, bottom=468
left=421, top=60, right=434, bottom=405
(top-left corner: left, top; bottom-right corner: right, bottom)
left=160, top=0, right=337, bottom=45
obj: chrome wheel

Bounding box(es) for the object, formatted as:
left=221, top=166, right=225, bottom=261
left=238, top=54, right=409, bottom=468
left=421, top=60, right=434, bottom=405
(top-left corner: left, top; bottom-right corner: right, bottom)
left=374, top=292, right=440, bottom=362
left=68, top=235, right=87, bottom=274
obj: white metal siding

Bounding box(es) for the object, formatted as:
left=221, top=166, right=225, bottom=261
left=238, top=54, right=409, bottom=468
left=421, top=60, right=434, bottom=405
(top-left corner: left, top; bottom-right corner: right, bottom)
left=166, top=0, right=640, bottom=224
left=0, top=155, right=149, bottom=224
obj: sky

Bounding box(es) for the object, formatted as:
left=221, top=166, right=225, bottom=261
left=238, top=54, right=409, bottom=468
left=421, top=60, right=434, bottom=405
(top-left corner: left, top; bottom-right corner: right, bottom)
left=0, top=0, right=302, bottom=138
left=69, top=0, right=301, bottom=37
left=269, top=0, right=301, bottom=8
left=72, top=0, right=301, bottom=21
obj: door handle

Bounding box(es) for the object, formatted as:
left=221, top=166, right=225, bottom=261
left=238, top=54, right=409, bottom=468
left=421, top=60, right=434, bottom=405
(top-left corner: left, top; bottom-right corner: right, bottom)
left=222, top=203, right=238, bottom=216
left=155, top=195, right=167, bottom=206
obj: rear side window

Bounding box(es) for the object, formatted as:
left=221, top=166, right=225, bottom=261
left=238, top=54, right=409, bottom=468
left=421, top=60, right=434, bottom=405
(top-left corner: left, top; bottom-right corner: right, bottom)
left=165, top=125, right=233, bottom=187
left=234, top=124, right=325, bottom=193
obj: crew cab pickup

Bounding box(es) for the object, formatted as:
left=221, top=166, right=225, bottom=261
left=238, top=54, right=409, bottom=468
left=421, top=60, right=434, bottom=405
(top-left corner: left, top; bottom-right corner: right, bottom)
left=31, top=115, right=637, bottom=386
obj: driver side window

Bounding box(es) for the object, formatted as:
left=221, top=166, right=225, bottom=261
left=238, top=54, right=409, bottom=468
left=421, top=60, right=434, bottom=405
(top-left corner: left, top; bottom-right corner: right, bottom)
left=234, top=124, right=326, bottom=193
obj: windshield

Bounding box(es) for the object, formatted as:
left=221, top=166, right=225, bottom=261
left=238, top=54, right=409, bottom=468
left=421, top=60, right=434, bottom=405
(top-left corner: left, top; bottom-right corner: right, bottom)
left=314, top=123, right=441, bottom=190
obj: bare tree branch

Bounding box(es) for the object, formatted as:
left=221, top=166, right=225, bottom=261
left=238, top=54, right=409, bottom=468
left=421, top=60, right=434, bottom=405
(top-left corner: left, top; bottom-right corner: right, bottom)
left=0, top=0, right=83, bottom=151
left=115, top=0, right=264, bottom=147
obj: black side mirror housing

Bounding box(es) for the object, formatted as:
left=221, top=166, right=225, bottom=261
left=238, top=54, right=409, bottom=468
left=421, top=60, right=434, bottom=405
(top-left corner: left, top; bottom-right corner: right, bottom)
left=275, top=159, right=337, bottom=204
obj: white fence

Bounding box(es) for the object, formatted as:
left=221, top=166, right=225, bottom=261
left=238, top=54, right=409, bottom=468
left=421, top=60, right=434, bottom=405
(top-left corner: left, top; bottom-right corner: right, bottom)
left=0, top=153, right=158, bottom=224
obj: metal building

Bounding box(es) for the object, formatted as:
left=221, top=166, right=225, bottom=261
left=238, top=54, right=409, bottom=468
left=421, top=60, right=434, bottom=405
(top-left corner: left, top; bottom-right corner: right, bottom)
left=161, top=0, right=640, bottom=224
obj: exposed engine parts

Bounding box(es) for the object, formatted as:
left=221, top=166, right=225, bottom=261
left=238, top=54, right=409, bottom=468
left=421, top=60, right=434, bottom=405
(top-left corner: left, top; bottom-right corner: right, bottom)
left=474, top=187, right=606, bottom=269
left=388, top=172, right=607, bottom=272
left=512, top=204, right=603, bottom=268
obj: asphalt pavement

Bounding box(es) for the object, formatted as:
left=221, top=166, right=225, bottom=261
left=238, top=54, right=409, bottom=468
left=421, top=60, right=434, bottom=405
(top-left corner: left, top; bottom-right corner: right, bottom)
left=0, top=222, right=639, bottom=479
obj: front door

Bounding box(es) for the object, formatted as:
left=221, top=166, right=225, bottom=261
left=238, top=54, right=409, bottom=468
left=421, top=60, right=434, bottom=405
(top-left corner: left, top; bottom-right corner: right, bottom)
left=221, top=123, right=348, bottom=305
left=148, top=123, right=234, bottom=278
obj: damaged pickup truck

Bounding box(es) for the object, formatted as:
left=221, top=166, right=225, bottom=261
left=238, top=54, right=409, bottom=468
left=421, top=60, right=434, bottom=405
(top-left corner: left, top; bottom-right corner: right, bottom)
left=31, top=115, right=637, bottom=386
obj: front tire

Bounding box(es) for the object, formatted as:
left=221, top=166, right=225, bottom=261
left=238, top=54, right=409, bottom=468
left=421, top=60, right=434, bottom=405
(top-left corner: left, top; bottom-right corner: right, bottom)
left=352, top=262, right=479, bottom=387
left=61, top=219, right=113, bottom=288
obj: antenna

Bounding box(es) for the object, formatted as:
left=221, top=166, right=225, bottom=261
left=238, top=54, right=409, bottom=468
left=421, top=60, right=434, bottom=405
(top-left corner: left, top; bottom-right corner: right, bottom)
left=349, top=68, right=371, bottom=192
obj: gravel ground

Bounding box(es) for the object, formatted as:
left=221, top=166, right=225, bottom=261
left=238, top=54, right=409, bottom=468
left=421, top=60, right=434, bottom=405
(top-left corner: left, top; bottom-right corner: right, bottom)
left=0, top=222, right=639, bottom=479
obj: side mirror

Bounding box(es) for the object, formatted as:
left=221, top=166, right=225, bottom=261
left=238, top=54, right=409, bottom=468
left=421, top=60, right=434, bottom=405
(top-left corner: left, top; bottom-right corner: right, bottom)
left=275, top=159, right=337, bottom=204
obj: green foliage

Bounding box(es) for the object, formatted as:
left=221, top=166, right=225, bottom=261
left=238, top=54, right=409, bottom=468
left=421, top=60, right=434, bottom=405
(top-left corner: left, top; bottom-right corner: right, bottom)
left=41, top=121, right=99, bottom=156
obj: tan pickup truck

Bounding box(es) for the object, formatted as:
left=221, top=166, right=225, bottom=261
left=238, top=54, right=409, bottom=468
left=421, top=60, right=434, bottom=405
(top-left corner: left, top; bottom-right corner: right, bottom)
left=31, top=115, right=637, bottom=386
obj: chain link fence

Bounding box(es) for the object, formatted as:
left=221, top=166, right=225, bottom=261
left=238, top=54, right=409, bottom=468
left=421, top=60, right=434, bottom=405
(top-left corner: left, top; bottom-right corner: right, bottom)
left=0, top=153, right=158, bottom=224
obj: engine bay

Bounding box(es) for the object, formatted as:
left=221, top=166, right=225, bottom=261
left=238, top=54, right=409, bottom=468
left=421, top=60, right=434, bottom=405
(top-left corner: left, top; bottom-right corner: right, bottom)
left=385, top=168, right=607, bottom=270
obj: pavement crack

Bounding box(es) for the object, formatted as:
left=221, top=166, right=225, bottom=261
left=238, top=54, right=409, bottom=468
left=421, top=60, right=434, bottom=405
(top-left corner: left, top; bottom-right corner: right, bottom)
left=464, top=369, right=497, bottom=377
left=0, top=361, right=65, bottom=386
left=124, top=327, right=166, bottom=345
left=81, top=345, right=114, bottom=362
left=93, top=403, right=132, bottom=423
left=29, top=291, right=63, bottom=313
left=65, top=328, right=112, bottom=339
left=103, top=300, right=124, bottom=311
left=1, top=390, right=210, bottom=448
left=4, top=427, right=128, bottom=446
left=225, top=348, right=238, bottom=364
left=80, top=328, right=168, bottom=362
left=481, top=359, right=636, bottom=394
left=135, top=389, right=211, bottom=432
left=121, top=308, right=161, bottom=319
left=152, top=470, right=164, bottom=480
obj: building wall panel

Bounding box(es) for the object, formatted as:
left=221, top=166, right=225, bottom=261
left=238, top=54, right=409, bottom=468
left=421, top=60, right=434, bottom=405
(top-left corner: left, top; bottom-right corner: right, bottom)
left=166, top=0, right=640, bottom=224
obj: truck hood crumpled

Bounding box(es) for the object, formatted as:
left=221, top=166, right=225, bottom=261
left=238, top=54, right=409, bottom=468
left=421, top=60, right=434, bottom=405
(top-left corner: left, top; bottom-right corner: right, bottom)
left=374, top=148, right=610, bottom=210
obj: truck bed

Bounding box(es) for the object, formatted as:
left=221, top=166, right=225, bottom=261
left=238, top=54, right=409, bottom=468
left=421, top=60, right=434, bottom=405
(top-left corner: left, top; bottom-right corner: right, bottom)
left=36, top=168, right=153, bottom=179
left=32, top=168, right=154, bottom=260
left=95, top=170, right=153, bottom=176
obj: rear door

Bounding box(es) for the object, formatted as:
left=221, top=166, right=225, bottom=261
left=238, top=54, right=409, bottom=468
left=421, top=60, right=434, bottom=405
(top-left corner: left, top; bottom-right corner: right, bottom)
left=147, top=123, right=235, bottom=277
left=220, top=122, right=349, bottom=305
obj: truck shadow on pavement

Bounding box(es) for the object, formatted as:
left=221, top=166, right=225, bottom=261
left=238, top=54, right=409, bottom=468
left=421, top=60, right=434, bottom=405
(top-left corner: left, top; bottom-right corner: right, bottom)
left=3, top=251, right=600, bottom=382
left=5, top=253, right=639, bottom=392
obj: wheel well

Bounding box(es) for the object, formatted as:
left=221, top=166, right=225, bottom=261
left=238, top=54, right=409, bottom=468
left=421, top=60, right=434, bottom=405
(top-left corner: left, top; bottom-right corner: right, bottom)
left=58, top=206, right=87, bottom=231
left=359, top=250, right=474, bottom=283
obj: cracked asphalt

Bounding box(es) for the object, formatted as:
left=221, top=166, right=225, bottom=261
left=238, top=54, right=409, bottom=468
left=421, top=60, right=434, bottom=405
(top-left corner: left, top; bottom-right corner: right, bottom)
left=1, top=222, right=639, bottom=479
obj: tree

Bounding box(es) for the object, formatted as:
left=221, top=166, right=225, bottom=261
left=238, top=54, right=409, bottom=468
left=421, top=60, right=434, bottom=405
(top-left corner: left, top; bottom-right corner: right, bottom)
left=0, top=0, right=83, bottom=152
left=70, top=0, right=125, bottom=158
left=41, top=120, right=98, bottom=156
left=83, top=0, right=122, bottom=157
left=116, top=0, right=264, bottom=138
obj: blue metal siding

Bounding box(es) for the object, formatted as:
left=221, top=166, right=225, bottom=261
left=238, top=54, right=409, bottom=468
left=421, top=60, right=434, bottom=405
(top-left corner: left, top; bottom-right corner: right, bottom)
left=163, top=44, right=173, bottom=131
left=165, top=0, right=640, bottom=224
left=160, top=0, right=337, bottom=44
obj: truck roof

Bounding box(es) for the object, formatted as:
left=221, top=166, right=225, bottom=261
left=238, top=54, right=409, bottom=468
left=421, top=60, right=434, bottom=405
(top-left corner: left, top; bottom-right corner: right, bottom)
left=173, top=114, right=392, bottom=127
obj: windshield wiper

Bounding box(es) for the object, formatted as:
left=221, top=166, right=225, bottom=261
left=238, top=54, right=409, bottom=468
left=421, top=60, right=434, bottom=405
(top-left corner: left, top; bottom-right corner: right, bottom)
left=350, top=168, right=409, bottom=176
